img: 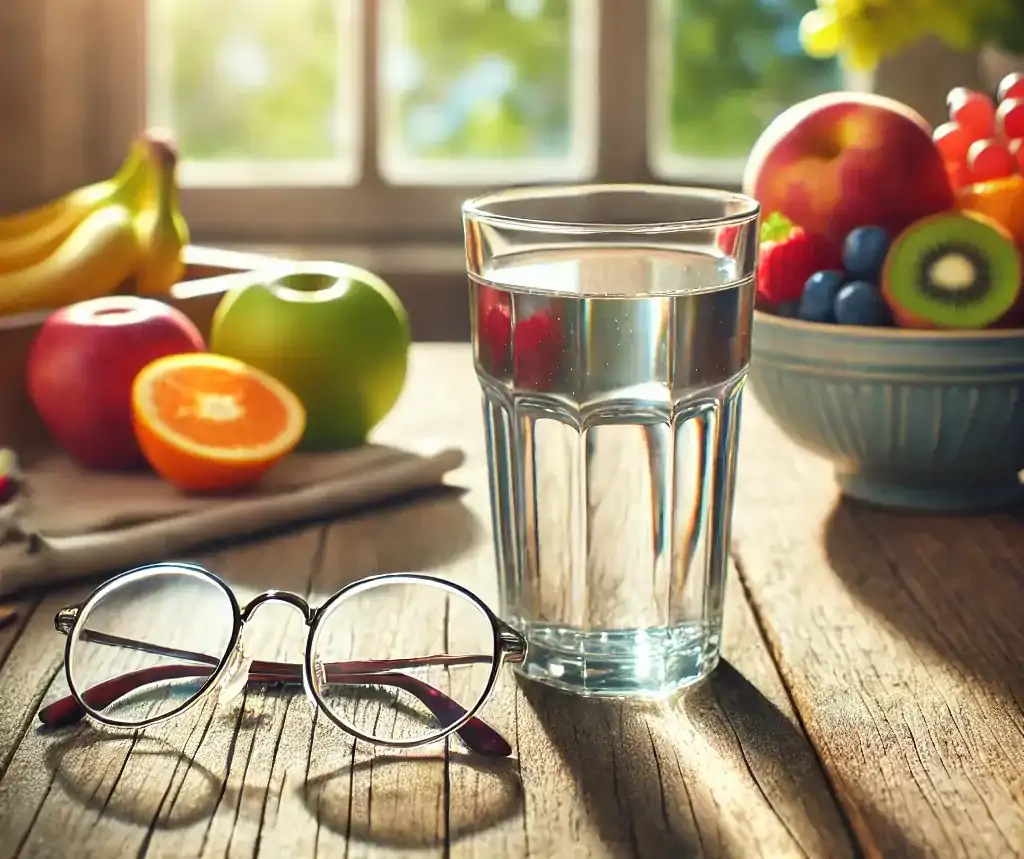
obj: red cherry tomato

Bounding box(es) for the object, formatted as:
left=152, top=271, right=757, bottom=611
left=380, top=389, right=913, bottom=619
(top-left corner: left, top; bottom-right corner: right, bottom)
left=997, top=98, right=1024, bottom=142
left=966, top=138, right=1016, bottom=183
left=948, top=88, right=996, bottom=138
left=998, top=73, right=1024, bottom=104
left=1009, top=139, right=1024, bottom=175
left=933, top=122, right=974, bottom=165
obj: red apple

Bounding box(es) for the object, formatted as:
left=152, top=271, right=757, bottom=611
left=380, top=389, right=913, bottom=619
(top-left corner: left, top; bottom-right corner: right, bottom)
left=27, top=295, right=205, bottom=469
left=743, top=92, right=954, bottom=251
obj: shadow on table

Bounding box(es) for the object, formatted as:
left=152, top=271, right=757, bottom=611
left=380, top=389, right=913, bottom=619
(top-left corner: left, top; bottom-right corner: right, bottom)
left=304, top=752, right=522, bottom=847
left=43, top=724, right=241, bottom=828
left=823, top=496, right=1024, bottom=706
left=521, top=660, right=929, bottom=859
left=41, top=716, right=520, bottom=847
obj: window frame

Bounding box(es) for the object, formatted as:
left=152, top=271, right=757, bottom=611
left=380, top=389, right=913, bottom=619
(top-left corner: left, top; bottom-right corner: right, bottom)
left=98, top=0, right=681, bottom=247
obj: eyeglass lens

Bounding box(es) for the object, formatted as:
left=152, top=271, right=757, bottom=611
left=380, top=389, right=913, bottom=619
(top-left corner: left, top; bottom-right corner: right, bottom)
left=311, top=578, right=496, bottom=744
left=68, top=565, right=235, bottom=724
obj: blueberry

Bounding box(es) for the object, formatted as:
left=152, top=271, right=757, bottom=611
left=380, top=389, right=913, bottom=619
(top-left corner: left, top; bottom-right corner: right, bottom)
left=776, top=300, right=799, bottom=318
left=833, top=280, right=893, bottom=326
left=843, top=226, right=890, bottom=282
left=797, top=270, right=845, bottom=323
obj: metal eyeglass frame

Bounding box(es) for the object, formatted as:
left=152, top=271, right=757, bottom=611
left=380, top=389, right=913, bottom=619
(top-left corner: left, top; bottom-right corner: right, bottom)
left=38, top=562, right=528, bottom=758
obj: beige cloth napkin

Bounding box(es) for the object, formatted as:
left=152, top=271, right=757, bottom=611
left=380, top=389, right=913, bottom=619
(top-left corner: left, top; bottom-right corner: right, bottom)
left=0, top=442, right=464, bottom=598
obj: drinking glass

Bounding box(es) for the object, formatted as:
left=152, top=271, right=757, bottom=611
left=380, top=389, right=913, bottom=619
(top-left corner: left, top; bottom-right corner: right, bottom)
left=463, top=184, right=759, bottom=697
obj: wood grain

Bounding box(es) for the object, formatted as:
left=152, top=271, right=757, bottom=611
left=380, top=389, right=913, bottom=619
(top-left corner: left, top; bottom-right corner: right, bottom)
left=0, top=345, right=855, bottom=858
left=733, top=392, right=1024, bottom=859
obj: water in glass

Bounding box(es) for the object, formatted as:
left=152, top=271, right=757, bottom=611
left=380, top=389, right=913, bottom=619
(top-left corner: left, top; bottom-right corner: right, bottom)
left=471, top=247, right=753, bottom=696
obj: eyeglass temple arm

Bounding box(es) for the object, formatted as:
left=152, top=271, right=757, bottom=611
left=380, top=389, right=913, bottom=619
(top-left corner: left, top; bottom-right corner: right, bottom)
left=40, top=628, right=512, bottom=757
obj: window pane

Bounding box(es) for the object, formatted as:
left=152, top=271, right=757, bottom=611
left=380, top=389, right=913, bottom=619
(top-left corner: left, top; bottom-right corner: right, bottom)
left=652, top=0, right=841, bottom=183
left=147, top=0, right=360, bottom=187
left=379, top=0, right=597, bottom=185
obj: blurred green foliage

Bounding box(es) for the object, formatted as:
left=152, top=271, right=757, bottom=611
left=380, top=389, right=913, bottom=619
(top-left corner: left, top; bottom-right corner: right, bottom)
left=666, top=0, right=839, bottom=157
left=161, top=0, right=838, bottom=167
left=159, top=0, right=340, bottom=160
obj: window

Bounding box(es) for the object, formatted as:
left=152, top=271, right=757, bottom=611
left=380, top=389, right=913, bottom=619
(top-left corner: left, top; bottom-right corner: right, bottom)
left=148, top=0, right=363, bottom=187
left=98, top=0, right=838, bottom=246
left=651, top=0, right=840, bottom=184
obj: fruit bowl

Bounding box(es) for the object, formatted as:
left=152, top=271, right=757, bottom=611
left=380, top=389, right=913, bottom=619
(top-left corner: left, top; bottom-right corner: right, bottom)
left=747, top=310, right=1024, bottom=511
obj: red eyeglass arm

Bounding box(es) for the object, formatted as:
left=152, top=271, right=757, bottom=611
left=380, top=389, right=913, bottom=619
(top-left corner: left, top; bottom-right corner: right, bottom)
left=39, top=656, right=511, bottom=757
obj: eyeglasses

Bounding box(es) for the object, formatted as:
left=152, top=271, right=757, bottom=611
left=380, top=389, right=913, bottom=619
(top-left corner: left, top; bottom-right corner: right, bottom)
left=38, top=563, right=527, bottom=757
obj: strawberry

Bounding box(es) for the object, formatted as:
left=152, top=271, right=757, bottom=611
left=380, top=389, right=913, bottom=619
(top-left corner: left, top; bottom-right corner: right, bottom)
left=716, top=224, right=741, bottom=256
left=513, top=309, right=563, bottom=390
left=477, top=287, right=512, bottom=374
left=757, top=213, right=841, bottom=307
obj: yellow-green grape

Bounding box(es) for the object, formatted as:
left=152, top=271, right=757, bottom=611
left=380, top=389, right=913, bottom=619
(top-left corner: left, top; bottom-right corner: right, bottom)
left=799, top=8, right=841, bottom=59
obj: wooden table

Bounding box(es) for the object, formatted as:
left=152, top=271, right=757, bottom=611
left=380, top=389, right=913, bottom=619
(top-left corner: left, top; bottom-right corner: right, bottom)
left=0, top=343, right=1022, bottom=859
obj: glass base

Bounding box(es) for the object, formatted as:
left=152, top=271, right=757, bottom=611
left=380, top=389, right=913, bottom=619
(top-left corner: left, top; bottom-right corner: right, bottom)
left=511, top=621, right=721, bottom=698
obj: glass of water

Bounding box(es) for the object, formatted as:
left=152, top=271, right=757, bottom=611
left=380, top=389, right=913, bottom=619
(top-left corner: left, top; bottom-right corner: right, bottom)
left=463, top=184, right=760, bottom=697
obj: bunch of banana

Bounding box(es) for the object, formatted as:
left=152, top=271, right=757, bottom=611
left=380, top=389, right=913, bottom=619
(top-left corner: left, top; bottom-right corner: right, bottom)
left=0, top=130, right=190, bottom=317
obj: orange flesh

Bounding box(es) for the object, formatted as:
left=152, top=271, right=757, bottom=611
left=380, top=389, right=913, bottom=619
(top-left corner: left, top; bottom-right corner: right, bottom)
left=146, top=364, right=291, bottom=450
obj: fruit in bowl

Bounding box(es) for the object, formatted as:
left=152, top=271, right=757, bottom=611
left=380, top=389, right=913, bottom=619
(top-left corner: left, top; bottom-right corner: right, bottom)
left=759, top=210, right=1024, bottom=331
left=743, top=92, right=954, bottom=251
left=934, top=82, right=1024, bottom=192
left=745, top=88, right=1024, bottom=510
left=881, top=212, right=1021, bottom=329
left=756, top=212, right=842, bottom=312
left=758, top=214, right=895, bottom=327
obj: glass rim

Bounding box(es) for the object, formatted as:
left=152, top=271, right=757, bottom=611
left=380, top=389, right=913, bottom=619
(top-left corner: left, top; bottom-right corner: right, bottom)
left=462, top=182, right=760, bottom=236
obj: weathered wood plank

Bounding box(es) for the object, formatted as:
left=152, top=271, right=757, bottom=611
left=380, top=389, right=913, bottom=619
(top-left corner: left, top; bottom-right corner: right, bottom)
left=514, top=555, right=857, bottom=859
left=733, top=395, right=1024, bottom=859
left=0, top=345, right=855, bottom=858
left=0, top=495, right=854, bottom=858
left=0, top=593, right=63, bottom=784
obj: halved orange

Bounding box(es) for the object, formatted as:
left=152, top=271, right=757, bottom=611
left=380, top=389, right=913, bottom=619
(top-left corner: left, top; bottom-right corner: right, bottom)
left=957, top=175, right=1024, bottom=247
left=131, top=353, right=306, bottom=492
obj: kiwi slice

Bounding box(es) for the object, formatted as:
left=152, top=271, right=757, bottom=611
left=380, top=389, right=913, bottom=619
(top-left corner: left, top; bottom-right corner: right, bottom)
left=882, top=212, right=1022, bottom=329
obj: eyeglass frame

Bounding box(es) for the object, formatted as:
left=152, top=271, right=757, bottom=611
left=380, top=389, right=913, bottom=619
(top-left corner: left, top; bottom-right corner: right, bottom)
left=41, top=562, right=528, bottom=757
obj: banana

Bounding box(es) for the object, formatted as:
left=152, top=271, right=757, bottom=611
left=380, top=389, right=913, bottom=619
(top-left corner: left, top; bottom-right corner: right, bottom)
left=133, top=136, right=190, bottom=296
left=0, top=204, right=140, bottom=317
left=0, top=139, right=149, bottom=245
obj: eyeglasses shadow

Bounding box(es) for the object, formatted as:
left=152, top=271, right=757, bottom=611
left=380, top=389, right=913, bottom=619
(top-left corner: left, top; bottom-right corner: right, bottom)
left=42, top=724, right=251, bottom=829
left=39, top=694, right=521, bottom=845
left=303, top=752, right=522, bottom=848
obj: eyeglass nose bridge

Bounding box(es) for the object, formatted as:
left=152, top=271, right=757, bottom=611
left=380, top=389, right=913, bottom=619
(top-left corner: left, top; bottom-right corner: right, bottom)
left=239, top=590, right=315, bottom=625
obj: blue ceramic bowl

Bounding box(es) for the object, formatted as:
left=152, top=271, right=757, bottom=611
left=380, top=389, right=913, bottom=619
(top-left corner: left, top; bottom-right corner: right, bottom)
left=748, top=310, right=1024, bottom=511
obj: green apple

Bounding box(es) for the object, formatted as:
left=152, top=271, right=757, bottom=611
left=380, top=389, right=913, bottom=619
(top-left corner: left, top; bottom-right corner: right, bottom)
left=209, top=261, right=410, bottom=451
